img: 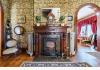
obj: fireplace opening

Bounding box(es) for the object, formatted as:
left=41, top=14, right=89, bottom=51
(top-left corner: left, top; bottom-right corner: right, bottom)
left=41, top=35, right=61, bottom=56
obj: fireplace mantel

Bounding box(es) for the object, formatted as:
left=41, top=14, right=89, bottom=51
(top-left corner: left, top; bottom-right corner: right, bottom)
left=33, top=26, right=69, bottom=57
left=34, top=26, right=67, bottom=33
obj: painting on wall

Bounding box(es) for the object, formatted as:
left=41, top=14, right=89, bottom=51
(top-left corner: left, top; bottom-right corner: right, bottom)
left=17, top=16, right=26, bottom=24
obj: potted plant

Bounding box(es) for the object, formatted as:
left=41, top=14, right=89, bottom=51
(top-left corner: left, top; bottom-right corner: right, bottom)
left=35, top=16, right=41, bottom=26
left=35, top=16, right=41, bottom=23
left=59, top=16, right=65, bottom=22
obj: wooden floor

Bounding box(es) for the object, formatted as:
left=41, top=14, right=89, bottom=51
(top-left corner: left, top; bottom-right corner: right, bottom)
left=70, top=46, right=100, bottom=67
left=0, top=52, right=33, bottom=67
left=0, top=46, right=100, bottom=67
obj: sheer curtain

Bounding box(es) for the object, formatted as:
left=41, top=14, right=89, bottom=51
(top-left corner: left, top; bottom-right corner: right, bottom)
left=80, top=24, right=93, bottom=37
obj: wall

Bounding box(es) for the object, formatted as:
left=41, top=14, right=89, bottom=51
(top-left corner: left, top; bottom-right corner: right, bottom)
left=34, top=0, right=68, bottom=24
left=0, top=0, right=11, bottom=56
left=66, top=0, right=100, bottom=31
left=0, top=0, right=11, bottom=23
left=10, top=0, right=68, bottom=48
left=1, top=0, right=100, bottom=49
left=11, top=0, right=34, bottom=48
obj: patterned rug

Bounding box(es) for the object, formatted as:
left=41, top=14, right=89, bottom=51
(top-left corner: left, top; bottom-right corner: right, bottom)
left=87, top=52, right=100, bottom=59
left=20, top=62, right=91, bottom=67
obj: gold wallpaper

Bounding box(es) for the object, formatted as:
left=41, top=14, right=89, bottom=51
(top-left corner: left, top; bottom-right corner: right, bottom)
left=10, top=0, right=34, bottom=48
left=0, top=0, right=100, bottom=48
left=0, top=0, right=10, bottom=24
left=34, top=0, right=68, bottom=23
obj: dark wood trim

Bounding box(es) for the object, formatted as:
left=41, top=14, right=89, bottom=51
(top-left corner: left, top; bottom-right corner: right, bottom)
left=74, top=3, right=100, bottom=51
left=0, top=2, right=4, bottom=57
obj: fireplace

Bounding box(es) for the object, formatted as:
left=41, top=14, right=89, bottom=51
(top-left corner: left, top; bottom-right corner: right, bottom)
left=41, top=35, right=60, bottom=56
left=34, top=26, right=68, bottom=57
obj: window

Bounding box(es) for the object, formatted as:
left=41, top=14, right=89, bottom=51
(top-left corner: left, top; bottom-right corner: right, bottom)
left=80, top=24, right=93, bottom=37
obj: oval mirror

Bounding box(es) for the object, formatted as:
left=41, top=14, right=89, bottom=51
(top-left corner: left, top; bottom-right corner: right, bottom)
left=14, top=26, right=25, bottom=35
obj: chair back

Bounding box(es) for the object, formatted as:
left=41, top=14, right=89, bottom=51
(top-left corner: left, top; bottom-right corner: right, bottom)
left=6, top=39, right=17, bottom=48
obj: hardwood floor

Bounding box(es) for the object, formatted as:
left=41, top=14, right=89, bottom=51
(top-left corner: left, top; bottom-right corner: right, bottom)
left=0, top=46, right=100, bottom=67
left=70, top=45, right=100, bottom=67
left=0, top=52, right=33, bottom=67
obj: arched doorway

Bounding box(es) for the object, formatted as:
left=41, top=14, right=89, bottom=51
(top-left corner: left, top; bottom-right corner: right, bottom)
left=75, top=3, right=100, bottom=52
left=0, top=2, right=4, bottom=57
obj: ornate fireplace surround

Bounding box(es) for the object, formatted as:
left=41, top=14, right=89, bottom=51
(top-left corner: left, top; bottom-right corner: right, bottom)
left=33, top=26, right=69, bottom=57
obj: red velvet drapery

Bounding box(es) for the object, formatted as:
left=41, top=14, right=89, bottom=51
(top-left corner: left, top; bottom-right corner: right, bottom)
left=77, top=15, right=97, bottom=37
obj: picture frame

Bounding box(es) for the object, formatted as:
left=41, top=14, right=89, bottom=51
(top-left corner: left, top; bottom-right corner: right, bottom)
left=67, top=16, right=73, bottom=21
left=17, top=15, right=26, bottom=24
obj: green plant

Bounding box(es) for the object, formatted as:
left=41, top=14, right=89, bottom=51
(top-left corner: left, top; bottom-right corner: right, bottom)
left=35, top=16, right=41, bottom=23
left=59, top=16, right=65, bottom=22
left=82, top=40, right=91, bottom=44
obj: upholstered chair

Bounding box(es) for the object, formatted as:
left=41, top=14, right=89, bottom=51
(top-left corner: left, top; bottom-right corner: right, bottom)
left=3, top=39, right=18, bottom=56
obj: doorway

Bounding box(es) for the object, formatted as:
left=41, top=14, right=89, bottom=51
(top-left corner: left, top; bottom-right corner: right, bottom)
left=75, top=3, right=100, bottom=52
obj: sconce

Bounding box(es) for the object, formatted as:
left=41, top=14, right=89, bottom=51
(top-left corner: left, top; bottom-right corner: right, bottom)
left=67, top=16, right=73, bottom=27
left=96, top=12, right=100, bottom=16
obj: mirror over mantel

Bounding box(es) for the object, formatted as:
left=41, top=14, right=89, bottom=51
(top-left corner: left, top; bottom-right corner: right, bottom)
left=42, top=8, right=60, bottom=22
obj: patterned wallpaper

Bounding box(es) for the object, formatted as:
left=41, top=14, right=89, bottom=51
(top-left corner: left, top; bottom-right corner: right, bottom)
left=66, top=0, right=100, bottom=32
left=10, top=0, right=34, bottom=48
left=0, top=0, right=100, bottom=48
left=0, top=0, right=10, bottom=24
left=34, top=0, right=68, bottom=24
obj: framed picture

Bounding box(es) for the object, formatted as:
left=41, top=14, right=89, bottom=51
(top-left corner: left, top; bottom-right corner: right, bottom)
left=67, top=16, right=73, bottom=21
left=17, top=16, right=26, bottom=23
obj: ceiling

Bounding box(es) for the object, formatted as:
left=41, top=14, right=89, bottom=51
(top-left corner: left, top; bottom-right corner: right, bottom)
left=77, top=5, right=96, bottom=20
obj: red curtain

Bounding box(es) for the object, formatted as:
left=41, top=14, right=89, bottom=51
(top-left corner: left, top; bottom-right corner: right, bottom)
left=77, top=15, right=97, bottom=37
left=91, top=17, right=97, bottom=33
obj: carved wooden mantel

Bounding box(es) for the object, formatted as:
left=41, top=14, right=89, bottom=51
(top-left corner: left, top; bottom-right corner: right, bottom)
left=33, top=26, right=68, bottom=57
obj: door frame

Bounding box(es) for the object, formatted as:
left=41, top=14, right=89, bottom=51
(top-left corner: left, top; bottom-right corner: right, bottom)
left=74, top=3, right=100, bottom=51
left=0, top=2, right=4, bottom=57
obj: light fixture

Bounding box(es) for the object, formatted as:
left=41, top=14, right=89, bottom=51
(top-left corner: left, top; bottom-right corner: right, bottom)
left=96, top=12, right=100, bottom=16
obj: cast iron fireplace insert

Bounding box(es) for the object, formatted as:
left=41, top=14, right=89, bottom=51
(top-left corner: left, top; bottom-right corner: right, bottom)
left=41, top=35, right=61, bottom=56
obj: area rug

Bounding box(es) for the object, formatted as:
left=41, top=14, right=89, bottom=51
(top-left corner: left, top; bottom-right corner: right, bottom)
left=20, top=62, right=91, bottom=67
left=87, top=52, right=100, bottom=59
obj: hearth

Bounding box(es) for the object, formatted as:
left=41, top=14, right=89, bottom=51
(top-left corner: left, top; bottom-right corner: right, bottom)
left=41, top=35, right=60, bottom=56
